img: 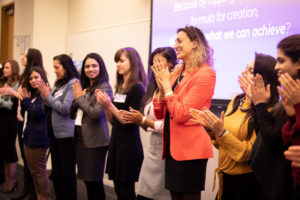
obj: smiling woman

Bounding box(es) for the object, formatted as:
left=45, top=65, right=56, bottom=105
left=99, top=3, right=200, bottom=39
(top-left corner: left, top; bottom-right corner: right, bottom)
left=84, top=58, right=100, bottom=80
left=69, top=53, right=112, bottom=200
left=190, top=53, right=279, bottom=200
left=152, top=26, right=215, bottom=200
left=276, top=34, right=300, bottom=199
left=21, top=66, right=51, bottom=200
left=53, top=60, right=66, bottom=80
left=15, top=48, right=44, bottom=200
left=239, top=35, right=300, bottom=200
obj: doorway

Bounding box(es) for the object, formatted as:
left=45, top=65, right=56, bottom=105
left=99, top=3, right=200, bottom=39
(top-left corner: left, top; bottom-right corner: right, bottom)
left=0, top=3, right=14, bottom=63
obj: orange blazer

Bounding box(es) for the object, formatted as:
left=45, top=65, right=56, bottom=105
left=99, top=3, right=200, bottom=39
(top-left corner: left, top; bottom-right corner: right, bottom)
left=153, top=63, right=216, bottom=161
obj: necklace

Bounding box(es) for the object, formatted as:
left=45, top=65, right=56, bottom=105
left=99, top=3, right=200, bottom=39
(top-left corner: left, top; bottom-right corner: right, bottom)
left=117, top=86, right=124, bottom=93
left=239, top=97, right=249, bottom=112
left=177, top=71, right=184, bottom=85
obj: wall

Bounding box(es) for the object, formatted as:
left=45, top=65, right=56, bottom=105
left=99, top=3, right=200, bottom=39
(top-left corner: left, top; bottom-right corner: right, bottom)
left=66, top=0, right=151, bottom=85
left=67, top=0, right=150, bottom=33
left=32, top=0, right=68, bottom=85
left=13, top=0, right=33, bottom=72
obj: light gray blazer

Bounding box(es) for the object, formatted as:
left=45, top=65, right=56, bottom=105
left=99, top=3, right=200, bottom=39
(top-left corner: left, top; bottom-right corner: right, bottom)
left=69, top=82, right=113, bottom=148
left=45, top=78, right=77, bottom=138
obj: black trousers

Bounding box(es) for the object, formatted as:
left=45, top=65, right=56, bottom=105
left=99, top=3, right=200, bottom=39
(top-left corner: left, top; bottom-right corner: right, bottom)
left=170, top=191, right=201, bottom=200
left=113, top=180, right=136, bottom=200
left=137, top=195, right=152, bottom=200
left=222, top=172, right=262, bottom=200
left=0, top=160, right=4, bottom=184
left=295, top=184, right=300, bottom=200
left=50, top=135, right=77, bottom=200
left=84, top=180, right=105, bottom=200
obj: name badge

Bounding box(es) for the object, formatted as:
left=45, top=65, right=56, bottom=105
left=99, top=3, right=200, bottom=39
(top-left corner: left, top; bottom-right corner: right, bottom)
left=54, top=90, right=63, bottom=99
left=114, top=93, right=127, bottom=103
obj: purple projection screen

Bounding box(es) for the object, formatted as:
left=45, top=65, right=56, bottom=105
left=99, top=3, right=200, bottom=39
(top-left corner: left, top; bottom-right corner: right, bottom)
left=151, top=0, right=300, bottom=100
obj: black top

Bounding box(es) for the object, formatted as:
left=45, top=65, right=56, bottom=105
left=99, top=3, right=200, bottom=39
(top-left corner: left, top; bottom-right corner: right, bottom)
left=251, top=103, right=294, bottom=200
left=105, top=83, right=145, bottom=182
left=0, top=95, right=18, bottom=162
left=164, top=72, right=184, bottom=156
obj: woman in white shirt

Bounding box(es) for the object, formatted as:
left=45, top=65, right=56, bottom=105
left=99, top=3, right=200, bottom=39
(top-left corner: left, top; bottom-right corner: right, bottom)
left=121, top=47, right=177, bottom=200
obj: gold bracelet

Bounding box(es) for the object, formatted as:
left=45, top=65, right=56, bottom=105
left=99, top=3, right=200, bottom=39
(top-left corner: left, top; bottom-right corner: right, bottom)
left=141, top=116, right=147, bottom=125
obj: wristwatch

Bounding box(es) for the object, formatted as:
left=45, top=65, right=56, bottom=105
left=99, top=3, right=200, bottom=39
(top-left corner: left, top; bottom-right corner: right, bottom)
left=219, top=129, right=229, bottom=138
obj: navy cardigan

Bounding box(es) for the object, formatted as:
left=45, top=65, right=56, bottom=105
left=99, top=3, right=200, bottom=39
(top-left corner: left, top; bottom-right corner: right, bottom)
left=22, top=95, right=50, bottom=148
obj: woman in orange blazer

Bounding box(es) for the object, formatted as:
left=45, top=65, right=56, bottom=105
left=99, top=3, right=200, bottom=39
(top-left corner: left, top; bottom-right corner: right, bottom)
left=152, top=26, right=216, bottom=200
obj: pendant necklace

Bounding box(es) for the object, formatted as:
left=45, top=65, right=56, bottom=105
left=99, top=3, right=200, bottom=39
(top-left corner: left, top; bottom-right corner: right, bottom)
left=239, top=97, right=249, bottom=112
left=177, top=71, right=184, bottom=85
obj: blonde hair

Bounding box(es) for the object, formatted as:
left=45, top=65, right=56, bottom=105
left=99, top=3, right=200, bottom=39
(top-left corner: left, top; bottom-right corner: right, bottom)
left=177, top=26, right=213, bottom=70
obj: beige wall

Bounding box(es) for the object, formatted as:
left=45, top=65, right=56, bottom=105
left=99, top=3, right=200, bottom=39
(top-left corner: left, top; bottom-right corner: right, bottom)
left=13, top=0, right=34, bottom=73
left=67, top=0, right=150, bottom=33
left=32, top=0, right=68, bottom=85
left=66, top=0, right=151, bottom=87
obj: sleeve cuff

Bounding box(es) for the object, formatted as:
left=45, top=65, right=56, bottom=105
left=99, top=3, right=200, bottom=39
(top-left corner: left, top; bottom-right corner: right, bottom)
left=153, top=120, right=163, bottom=133
left=75, top=96, right=85, bottom=105
left=45, top=93, right=52, bottom=103
left=294, top=102, right=300, bottom=111
left=254, top=103, right=268, bottom=120
left=23, top=97, right=31, bottom=102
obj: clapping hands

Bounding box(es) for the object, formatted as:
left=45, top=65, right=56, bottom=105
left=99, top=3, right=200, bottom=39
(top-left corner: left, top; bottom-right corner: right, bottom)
left=189, top=107, right=225, bottom=139
left=239, top=73, right=270, bottom=105
left=151, top=57, right=172, bottom=95
left=277, top=73, right=300, bottom=116
left=95, top=89, right=112, bottom=109
left=120, top=107, right=143, bottom=124
left=72, top=80, right=86, bottom=99
left=36, top=80, right=51, bottom=99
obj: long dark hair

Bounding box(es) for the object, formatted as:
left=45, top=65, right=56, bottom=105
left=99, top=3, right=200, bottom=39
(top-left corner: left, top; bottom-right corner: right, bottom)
left=20, top=48, right=44, bottom=87
left=114, top=47, right=147, bottom=93
left=53, top=54, right=79, bottom=88
left=140, top=47, right=177, bottom=112
left=227, top=53, right=278, bottom=139
left=25, top=66, right=48, bottom=98
left=0, top=60, right=20, bottom=87
left=277, top=34, right=300, bottom=79
left=80, top=53, right=109, bottom=94
left=272, top=34, right=300, bottom=120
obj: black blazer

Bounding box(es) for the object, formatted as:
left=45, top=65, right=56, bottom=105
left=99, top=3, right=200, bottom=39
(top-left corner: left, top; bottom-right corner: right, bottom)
left=22, top=95, right=50, bottom=148
left=251, top=103, right=294, bottom=200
